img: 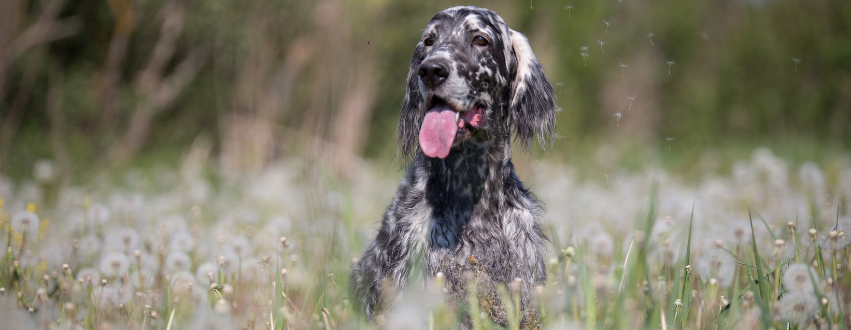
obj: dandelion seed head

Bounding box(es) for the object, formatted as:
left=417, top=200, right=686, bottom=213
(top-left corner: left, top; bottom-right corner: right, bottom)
left=726, top=221, right=752, bottom=246
left=165, top=251, right=192, bottom=274
left=599, top=40, right=606, bottom=46
left=627, top=96, right=635, bottom=101
left=87, top=203, right=111, bottom=224
left=580, top=46, right=588, bottom=52
left=647, top=32, right=654, bottom=38
left=590, top=232, right=615, bottom=258
left=782, top=263, right=818, bottom=293
left=196, top=262, right=218, bottom=285
left=777, top=291, right=818, bottom=325
left=169, top=231, right=195, bottom=252
left=603, top=20, right=610, bottom=26
left=565, top=5, right=573, bottom=9
left=99, top=252, right=130, bottom=278
left=107, top=227, right=140, bottom=252
left=792, top=57, right=801, bottom=63
left=229, top=236, right=253, bottom=258
left=11, top=211, right=39, bottom=236
left=666, top=61, right=675, bottom=65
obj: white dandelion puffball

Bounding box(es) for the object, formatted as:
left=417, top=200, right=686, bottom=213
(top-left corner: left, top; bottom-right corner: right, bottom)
left=100, top=252, right=130, bottom=278
left=230, top=236, right=253, bottom=258
left=11, top=211, right=39, bottom=236
left=108, top=227, right=140, bottom=251
left=169, top=231, right=195, bottom=252
left=782, top=264, right=818, bottom=293
left=195, top=262, right=218, bottom=285
left=165, top=251, right=192, bottom=274
left=590, top=232, right=615, bottom=258
left=87, top=203, right=111, bottom=224
left=76, top=267, right=101, bottom=285
left=777, top=291, right=818, bottom=325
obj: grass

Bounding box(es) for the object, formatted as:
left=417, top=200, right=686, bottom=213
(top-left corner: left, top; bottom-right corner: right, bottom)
left=0, top=145, right=849, bottom=329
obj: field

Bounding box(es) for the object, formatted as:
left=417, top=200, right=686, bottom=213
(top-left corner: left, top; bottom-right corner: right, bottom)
left=1, top=146, right=849, bottom=330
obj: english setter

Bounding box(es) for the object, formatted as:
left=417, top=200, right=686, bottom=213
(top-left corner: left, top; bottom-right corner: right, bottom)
left=350, top=6, right=557, bottom=328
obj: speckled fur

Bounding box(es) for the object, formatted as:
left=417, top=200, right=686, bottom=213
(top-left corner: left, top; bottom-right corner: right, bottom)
left=350, top=6, right=557, bottom=328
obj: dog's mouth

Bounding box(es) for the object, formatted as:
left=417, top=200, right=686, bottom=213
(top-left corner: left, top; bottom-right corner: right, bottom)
left=419, top=97, right=487, bottom=159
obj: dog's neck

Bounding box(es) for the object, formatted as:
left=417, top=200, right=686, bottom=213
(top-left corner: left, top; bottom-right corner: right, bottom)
left=423, top=134, right=511, bottom=248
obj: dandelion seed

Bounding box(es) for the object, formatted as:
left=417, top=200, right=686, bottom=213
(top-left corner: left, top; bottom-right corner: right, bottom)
left=627, top=96, right=635, bottom=111
left=619, top=63, right=628, bottom=77
left=565, top=5, right=573, bottom=18
left=782, top=263, right=818, bottom=293
left=792, top=57, right=800, bottom=72
left=666, top=61, right=675, bottom=75
left=666, top=137, right=674, bottom=150
left=580, top=52, right=589, bottom=66
left=99, top=252, right=130, bottom=278
left=599, top=40, right=606, bottom=54
left=614, top=112, right=622, bottom=126
left=11, top=211, right=39, bottom=236
left=647, top=32, right=655, bottom=46
left=777, top=291, right=818, bottom=325
left=603, top=20, right=611, bottom=35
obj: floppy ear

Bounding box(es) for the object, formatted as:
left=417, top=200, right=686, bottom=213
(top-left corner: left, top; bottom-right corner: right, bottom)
left=508, top=30, right=557, bottom=151
left=397, top=50, right=426, bottom=163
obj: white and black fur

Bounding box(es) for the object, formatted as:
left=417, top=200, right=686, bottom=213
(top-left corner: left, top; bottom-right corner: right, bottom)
left=350, top=6, right=557, bottom=328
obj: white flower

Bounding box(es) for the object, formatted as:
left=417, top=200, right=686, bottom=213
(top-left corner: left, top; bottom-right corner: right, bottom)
left=165, top=251, right=192, bottom=274
left=76, top=267, right=101, bottom=285
left=230, top=236, right=253, bottom=259
left=196, top=262, right=218, bottom=285
left=100, top=252, right=130, bottom=278
left=590, top=232, right=615, bottom=258
left=777, top=291, right=818, bottom=325
left=11, top=211, right=39, bottom=236
left=87, top=204, right=111, bottom=224
left=169, top=231, right=195, bottom=252
left=782, top=264, right=818, bottom=293
left=108, top=227, right=140, bottom=251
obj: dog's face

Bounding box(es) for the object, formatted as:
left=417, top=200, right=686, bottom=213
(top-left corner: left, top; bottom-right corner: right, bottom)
left=398, top=6, right=557, bottom=160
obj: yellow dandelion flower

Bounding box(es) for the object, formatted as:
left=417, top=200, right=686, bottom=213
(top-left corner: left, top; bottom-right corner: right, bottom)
left=27, top=202, right=36, bottom=213
left=39, top=218, right=50, bottom=241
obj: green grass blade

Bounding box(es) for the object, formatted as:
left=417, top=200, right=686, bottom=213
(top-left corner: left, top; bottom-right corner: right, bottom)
left=747, top=207, right=766, bottom=302
left=754, top=210, right=777, bottom=241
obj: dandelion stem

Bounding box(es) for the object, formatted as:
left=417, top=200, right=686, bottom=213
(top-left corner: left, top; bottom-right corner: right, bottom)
left=165, top=306, right=176, bottom=330
left=617, top=239, right=635, bottom=293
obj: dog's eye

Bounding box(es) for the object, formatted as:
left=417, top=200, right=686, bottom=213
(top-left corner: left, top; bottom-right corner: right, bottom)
left=424, top=38, right=434, bottom=46
left=473, top=36, right=488, bottom=46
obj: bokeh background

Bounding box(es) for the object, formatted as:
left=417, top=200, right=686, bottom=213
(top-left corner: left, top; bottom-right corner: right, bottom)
left=1, top=0, right=849, bottom=180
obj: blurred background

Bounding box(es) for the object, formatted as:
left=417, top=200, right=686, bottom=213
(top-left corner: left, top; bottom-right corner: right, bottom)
left=1, top=0, right=849, bottom=183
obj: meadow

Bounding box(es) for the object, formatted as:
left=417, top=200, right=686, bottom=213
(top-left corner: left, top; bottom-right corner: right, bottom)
left=1, top=145, right=849, bottom=330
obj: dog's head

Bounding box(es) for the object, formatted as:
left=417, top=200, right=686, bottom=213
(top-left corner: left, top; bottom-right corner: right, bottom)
left=398, top=6, right=557, bottom=160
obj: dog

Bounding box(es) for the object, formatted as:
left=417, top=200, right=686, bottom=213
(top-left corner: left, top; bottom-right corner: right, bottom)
left=350, top=6, right=557, bottom=328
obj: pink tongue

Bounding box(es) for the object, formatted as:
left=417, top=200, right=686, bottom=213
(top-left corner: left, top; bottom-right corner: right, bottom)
left=419, top=104, right=458, bottom=159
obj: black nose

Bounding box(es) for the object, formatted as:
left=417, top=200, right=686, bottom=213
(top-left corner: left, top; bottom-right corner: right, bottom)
left=418, top=60, right=449, bottom=88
